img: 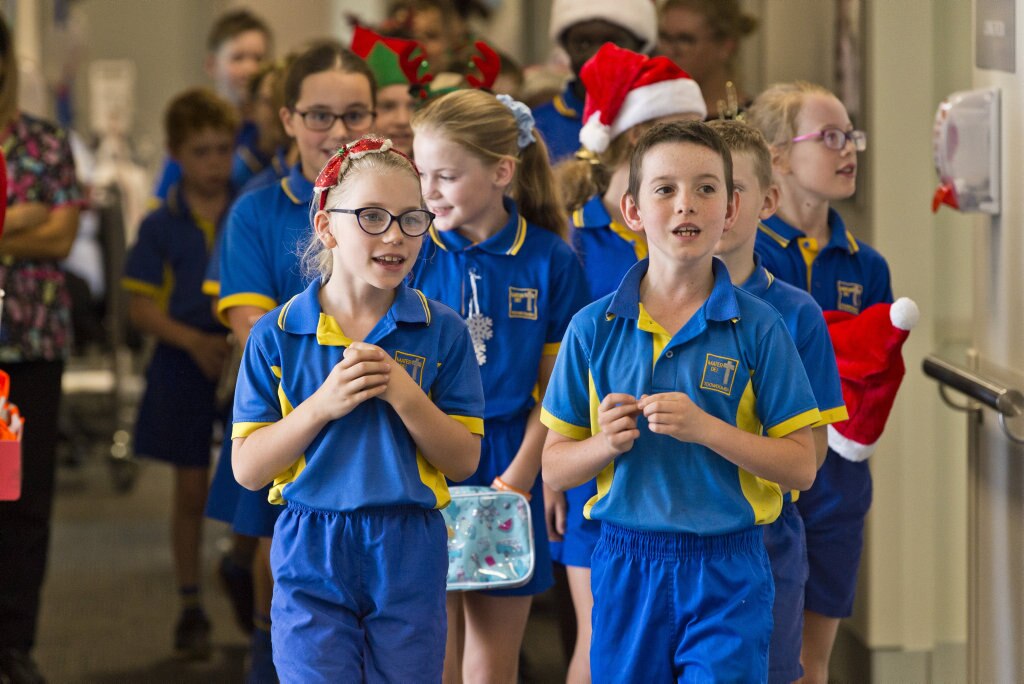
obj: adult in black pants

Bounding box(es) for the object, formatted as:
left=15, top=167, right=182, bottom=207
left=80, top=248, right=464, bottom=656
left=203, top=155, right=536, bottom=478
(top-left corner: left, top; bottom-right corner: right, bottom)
left=0, top=15, right=83, bottom=683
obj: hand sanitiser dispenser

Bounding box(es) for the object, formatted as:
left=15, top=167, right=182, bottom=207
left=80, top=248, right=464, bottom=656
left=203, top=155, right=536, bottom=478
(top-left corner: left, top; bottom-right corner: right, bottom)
left=932, top=87, right=1001, bottom=214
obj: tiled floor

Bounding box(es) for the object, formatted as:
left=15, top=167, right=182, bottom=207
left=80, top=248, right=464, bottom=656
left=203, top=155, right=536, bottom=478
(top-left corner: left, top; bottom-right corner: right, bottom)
left=32, top=434, right=569, bottom=683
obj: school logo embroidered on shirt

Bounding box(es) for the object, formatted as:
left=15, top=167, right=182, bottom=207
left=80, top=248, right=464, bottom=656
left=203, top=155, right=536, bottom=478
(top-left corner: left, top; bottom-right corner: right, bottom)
left=700, top=354, right=740, bottom=395
left=394, top=351, right=426, bottom=386
left=508, top=287, right=539, bottom=320
left=836, top=281, right=863, bottom=314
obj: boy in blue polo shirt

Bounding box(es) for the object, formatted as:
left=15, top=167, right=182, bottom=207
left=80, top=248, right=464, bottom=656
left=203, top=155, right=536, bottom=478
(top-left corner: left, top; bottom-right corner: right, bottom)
left=541, top=120, right=820, bottom=682
left=709, top=118, right=848, bottom=684
left=122, top=87, right=236, bottom=659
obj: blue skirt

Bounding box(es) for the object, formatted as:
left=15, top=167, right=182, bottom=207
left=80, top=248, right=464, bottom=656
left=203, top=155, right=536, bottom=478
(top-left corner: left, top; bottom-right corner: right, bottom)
left=205, top=414, right=281, bottom=537
left=134, top=344, right=219, bottom=468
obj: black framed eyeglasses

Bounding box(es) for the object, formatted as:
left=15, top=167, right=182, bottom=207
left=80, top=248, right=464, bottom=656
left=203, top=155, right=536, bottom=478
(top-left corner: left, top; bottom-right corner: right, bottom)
left=293, top=108, right=376, bottom=132
left=791, top=128, right=867, bottom=152
left=327, top=207, right=435, bottom=237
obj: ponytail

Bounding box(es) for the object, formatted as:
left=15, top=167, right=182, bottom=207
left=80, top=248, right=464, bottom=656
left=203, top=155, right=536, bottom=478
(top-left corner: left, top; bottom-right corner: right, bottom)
left=512, top=132, right=566, bottom=239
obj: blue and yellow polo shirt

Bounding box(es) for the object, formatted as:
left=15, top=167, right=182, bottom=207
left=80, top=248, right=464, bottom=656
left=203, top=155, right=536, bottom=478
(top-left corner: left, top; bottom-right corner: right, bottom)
left=532, top=81, right=584, bottom=164
left=741, top=254, right=847, bottom=427
left=411, top=198, right=590, bottom=421
left=571, top=194, right=647, bottom=302
left=755, top=210, right=893, bottom=314
left=122, top=184, right=226, bottom=333
left=216, top=163, right=314, bottom=324
left=232, top=278, right=485, bottom=512
left=541, top=258, right=821, bottom=535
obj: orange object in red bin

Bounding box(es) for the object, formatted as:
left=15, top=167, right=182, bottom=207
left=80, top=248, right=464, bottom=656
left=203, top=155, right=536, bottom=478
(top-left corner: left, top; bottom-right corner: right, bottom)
left=0, top=369, right=23, bottom=501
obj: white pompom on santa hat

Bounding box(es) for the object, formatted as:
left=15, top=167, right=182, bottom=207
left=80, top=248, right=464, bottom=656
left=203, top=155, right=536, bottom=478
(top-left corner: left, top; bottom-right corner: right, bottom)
left=578, top=43, right=706, bottom=155
left=825, top=297, right=920, bottom=462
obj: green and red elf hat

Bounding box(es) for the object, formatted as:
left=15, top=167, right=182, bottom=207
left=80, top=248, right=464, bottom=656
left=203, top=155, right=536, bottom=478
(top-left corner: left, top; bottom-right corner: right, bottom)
left=350, top=25, right=433, bottom=97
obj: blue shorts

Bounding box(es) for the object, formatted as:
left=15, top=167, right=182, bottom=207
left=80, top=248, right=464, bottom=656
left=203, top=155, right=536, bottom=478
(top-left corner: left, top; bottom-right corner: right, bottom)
left=134, top=344, right=220, bottom=468
left=590, top=523, right=773, bottom=683
left=458, top=414, right=553, bottom=596
left=205, top=420, right=281, bottom=537
left=271, top=502, right=447, bottom=683
left=550, top=479, right=602, bottom=568
left=796, top=448, right=872, bottom=618
left=763, top=501, right=808, bottom=684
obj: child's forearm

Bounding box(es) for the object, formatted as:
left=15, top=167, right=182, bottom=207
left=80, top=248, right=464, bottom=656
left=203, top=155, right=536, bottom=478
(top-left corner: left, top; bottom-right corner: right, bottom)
left=498, top=403, right=546, bottom=493
left=542, top=430, right=618, bottom=491
left=701, top=420, right=816, bottom=491
left=129, top=295, right=209, bottom=352
left=812, top=426, right=828, bottom=468
left=232, top=398, right=330, bottom=490
left=499, top=357, right=557, bottom=492
left=390, top=387, right=480, bottom=482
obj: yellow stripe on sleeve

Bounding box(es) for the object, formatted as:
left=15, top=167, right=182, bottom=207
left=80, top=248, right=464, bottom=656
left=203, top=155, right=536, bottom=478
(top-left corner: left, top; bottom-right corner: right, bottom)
left=217, top=293, right=276, bottom=326
left=540, top=407, right=591, bottom=441
left=121, top=277, right=161, bottom=298
left=201, top=280, right=220, bottom=297
left=232, top=421, right=274, bottom=439
left=543, top=342, right=561, bottom=356
left=766, top=408, right=822, bottom=439
left=449, top=414, right=485, bottom=436
left=813, top=405, right=850, bottom=427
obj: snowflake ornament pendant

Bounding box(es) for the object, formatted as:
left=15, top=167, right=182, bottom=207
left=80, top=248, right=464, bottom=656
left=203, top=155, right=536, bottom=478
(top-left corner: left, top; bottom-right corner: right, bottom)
left=466, top=312, right=494, bottom=366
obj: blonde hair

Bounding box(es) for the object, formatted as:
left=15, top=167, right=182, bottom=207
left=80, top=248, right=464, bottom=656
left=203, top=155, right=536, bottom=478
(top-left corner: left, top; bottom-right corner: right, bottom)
left=745, top=81, right=835, bottom=150
left=301, top=138, right=422, bottom=280
left=556, top=125, right=653, bottom=213
left=411, top=89, right=567, bottom=238
left=706, top=119, right=772, bottom=192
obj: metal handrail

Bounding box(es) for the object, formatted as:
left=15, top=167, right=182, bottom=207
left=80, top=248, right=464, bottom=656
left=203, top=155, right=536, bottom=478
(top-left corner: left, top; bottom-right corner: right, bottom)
left=923, top=354, right=1024, bottom=444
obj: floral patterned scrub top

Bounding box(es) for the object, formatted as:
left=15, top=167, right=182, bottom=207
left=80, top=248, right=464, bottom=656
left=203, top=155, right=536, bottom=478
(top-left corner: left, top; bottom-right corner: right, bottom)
left=0, top=113, right=83, bottom=362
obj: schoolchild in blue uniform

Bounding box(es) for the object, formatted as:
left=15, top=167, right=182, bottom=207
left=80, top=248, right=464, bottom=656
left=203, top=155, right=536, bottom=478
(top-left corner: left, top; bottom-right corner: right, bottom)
left=233, top=136, right=483, bottom=683
left=551, top=42, right=707, bottom=682
left=232, top=60, right=293, bottom=192
left=152, top=10, right=271, bottom=200
left=205, top=41, right=378, bottom=681
left=532, top=0, right=657, bottom=163
left=122, top=88, right=236, bottom=659
left=710, top=119, right=848, bottom=684
left=748, top=82, right=892, bottom=684
left=542, top=121, right=820, bottom=682
left=411, top=89, right=589, bottom=682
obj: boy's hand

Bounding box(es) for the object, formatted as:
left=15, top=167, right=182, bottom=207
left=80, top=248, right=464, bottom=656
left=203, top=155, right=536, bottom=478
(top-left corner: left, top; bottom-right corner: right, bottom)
left=188, top=331, right=232, bottom=381
left=313, top=343, right=391, bottom=421
left=597, top=393, right=640, bottom=456
left=544, top=483, right=566, bottom=542
left=637, top=392, right=708, bottom=443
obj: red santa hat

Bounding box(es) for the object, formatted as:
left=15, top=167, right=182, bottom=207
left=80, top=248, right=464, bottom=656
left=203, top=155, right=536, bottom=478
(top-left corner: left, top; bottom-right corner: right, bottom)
left=549, top=0, right=658, bottom=52
left=825, top=297, right=920, bottom=462
left=579, top=43, right=706, bottom=154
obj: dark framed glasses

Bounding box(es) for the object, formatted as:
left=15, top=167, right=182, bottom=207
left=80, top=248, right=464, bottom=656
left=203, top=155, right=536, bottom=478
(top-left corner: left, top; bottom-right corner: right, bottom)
left=791, top=128, right=867, bottom=152
left=327, top=207, right=435, bottom=237
left=293, top=108, right=376, bottom=132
